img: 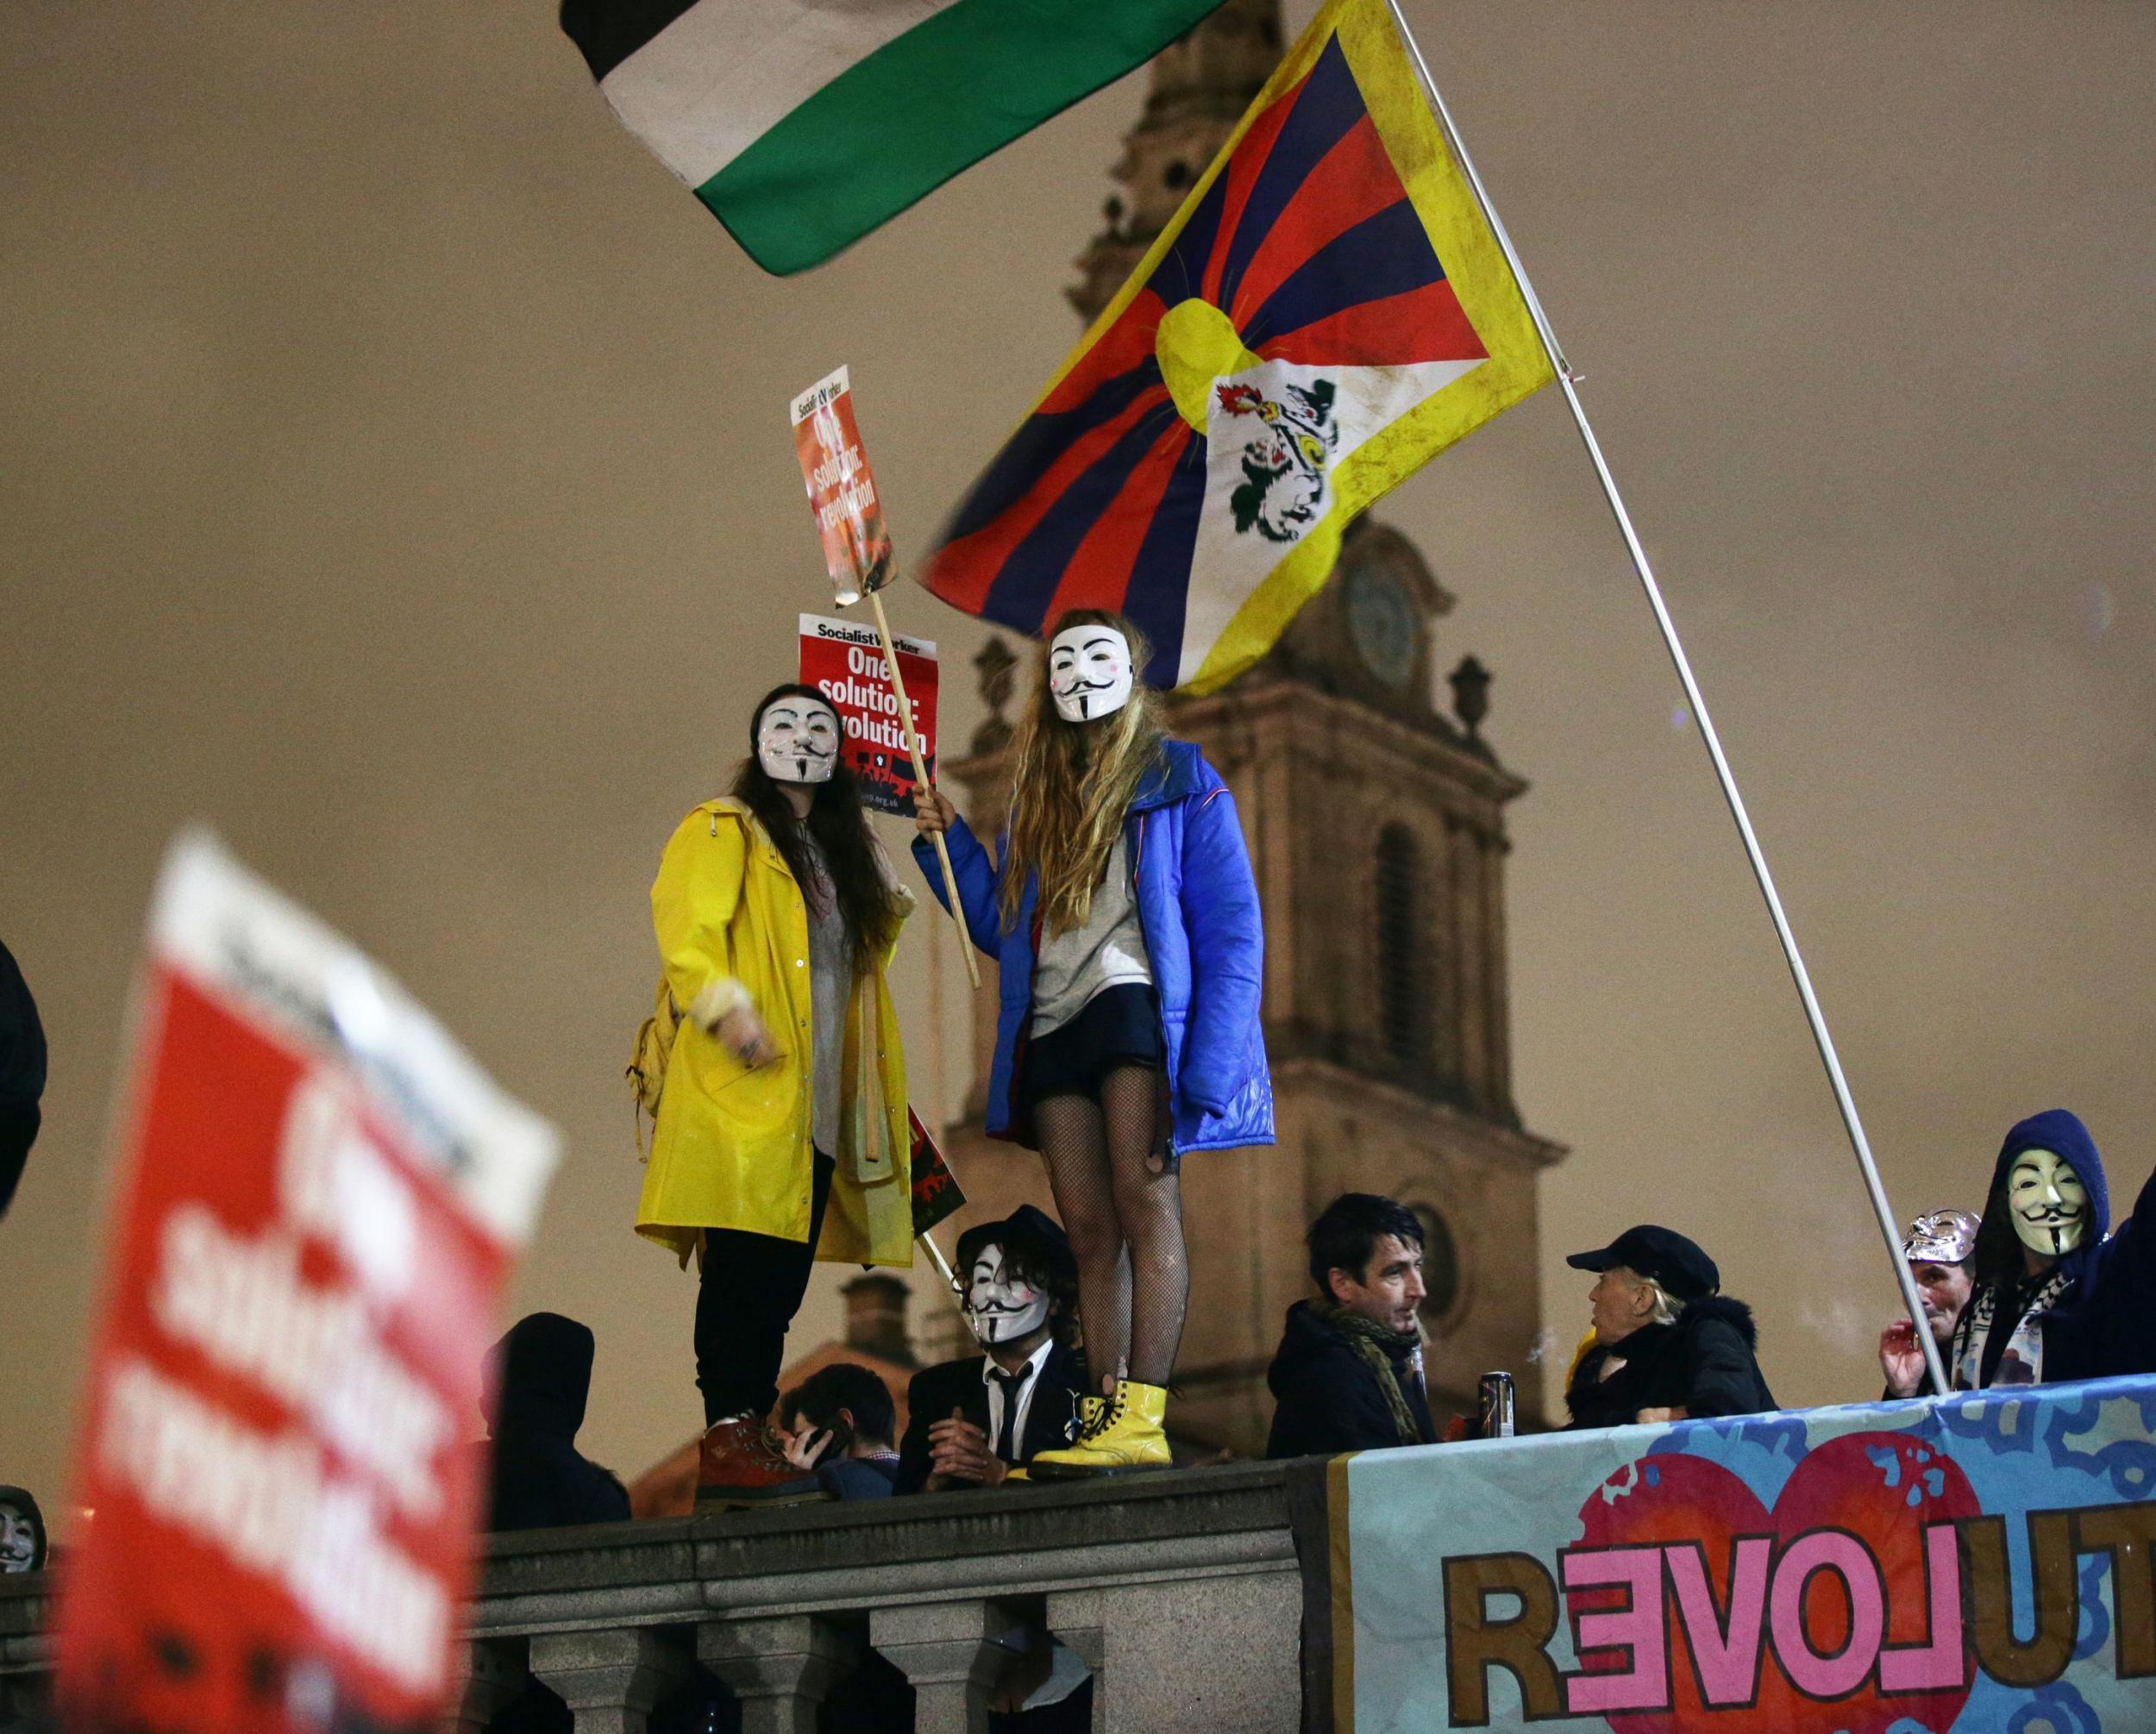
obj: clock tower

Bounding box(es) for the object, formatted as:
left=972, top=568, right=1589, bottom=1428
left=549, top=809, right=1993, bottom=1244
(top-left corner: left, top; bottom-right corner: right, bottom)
left=924, top=0, right=1565, bottom=1446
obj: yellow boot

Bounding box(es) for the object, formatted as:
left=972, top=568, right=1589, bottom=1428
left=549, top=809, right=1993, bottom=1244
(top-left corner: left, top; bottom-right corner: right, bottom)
left=1029, top=1381, right=1171, bottom=1479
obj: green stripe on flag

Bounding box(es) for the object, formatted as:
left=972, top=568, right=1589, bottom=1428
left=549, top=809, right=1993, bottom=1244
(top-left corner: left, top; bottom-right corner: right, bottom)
left=696, top=0, right=1223, bottom=275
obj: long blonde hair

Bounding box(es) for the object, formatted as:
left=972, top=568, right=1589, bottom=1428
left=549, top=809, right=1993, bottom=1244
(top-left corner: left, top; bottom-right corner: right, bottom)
left=999, top=608, right=1165, bottom=935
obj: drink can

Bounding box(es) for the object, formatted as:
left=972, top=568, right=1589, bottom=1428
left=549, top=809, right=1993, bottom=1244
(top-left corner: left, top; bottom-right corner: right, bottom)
left=1478, top=1371, right=1516, bottom=1439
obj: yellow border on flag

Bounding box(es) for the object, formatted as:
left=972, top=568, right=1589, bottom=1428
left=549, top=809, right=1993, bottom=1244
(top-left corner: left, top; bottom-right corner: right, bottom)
left=972, top=0, right=1552, bottom=697
left=1329, top=1451, right=1359, bottom=1734
left=1184, top=0, right=1553, bottom=692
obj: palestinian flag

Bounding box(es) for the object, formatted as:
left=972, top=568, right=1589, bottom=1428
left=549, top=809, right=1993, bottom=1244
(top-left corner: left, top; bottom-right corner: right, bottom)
left=561, top=0, right=1229, bottom=276
left=920, top=0, right=1554, bottom=694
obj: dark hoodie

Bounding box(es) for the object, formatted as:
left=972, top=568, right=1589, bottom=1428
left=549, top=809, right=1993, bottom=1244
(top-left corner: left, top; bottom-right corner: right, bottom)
left=1957, top=1109, right=2156, bottom=1387
left=1565, top=1295, right=1776, bottom=1430
left=0, top=940, right=45, bottom=1219
left=1264, top=1300, right=1435, bottom=1459
left=484, top=1313, right=630, bottom=1533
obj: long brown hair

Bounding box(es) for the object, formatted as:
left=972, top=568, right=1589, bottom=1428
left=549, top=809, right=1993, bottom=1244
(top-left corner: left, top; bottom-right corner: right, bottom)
left=734, top=684, right=904, bottom=973
left=999, top=609, right=1165, bottom=935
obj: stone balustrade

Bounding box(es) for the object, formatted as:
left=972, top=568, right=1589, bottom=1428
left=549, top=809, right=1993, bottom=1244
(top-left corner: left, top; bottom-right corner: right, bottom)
left=0, top=1461, right=1309, bottom=1733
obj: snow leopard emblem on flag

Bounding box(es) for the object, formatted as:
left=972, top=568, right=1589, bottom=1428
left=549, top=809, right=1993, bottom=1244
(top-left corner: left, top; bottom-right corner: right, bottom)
left=920, top=6, right=1554, bottom=694
left=1217, top=379, right=1339, bottom=543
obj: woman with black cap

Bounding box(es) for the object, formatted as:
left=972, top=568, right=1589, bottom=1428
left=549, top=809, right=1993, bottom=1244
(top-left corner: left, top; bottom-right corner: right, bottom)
left=1563, top=1224, right=1776, bottom=1430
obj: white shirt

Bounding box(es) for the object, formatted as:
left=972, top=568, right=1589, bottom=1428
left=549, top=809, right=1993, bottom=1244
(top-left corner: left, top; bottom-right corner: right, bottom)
left=1031, top=834, right=1152, bottom=1036
left=980, top=1336, right=1057, bottom=1461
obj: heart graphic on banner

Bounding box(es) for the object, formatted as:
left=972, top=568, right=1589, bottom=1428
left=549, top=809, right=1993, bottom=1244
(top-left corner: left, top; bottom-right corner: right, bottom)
left=1570, top=1433, right=1977, bottom=1733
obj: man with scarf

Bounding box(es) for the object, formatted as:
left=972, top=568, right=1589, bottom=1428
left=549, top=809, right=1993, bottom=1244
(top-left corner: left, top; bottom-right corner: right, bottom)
left=1952, top=1108, right=2156, bottom=1389
left=1266, top=1193, right=1434, bottom=1457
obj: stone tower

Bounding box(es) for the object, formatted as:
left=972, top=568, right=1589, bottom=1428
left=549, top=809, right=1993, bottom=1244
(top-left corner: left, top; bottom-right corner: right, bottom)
left=926, top=0, right=1564, bottom=1449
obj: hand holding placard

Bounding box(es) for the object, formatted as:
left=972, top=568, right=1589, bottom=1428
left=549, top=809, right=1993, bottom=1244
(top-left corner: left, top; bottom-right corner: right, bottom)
left=791, top=366, right=977, bottom=989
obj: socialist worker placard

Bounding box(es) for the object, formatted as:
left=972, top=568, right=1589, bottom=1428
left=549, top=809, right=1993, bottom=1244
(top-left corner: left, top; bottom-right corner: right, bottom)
left=799, top=611, right=937, bottom=817
left=54, top=833, right=556, bottom=1734
left=791, top=365, right=893, bottom=605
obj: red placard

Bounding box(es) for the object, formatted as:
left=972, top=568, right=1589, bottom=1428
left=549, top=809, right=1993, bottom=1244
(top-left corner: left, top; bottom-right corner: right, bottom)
left=907, top=1108, right=965, bottom=1240
left=55, top=834, right=556, bottom=1734
left=799, top=611, right=937, bottom=817
left=790, top=365, right=893, bottom=605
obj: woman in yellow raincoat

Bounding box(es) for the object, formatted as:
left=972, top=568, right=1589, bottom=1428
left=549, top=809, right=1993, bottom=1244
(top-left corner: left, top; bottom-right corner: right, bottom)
left=639, top=683, right=912, bottom=1503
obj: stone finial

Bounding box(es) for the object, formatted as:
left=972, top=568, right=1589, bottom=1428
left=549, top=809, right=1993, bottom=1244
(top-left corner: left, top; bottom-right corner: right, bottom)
left=971, top=636, right=1020, bottom=755
left=840, top=1273, right=916, bottom=1368
left=1449, top=654, right=1491, bottom=741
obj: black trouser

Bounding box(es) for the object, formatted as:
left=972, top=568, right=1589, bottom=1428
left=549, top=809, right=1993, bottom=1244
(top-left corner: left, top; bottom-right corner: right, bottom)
left=693, top=1149, right=834, bottom=1425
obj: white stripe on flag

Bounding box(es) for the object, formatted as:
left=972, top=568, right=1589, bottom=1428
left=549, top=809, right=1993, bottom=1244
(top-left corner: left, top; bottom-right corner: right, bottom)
left=600, top=0, right=963, bottom=189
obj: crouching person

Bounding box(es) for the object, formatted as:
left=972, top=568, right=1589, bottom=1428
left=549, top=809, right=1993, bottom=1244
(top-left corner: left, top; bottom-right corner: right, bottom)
left=898, top=1206, right=1091, bottom=1491
left=483, top=1313, right=631, bottom=1532
left=777, top=1364, right=904, bottom=1499
left=1564, top=1225, right=1775, bottom=1428
left=1266, top=1194, right=1435, bottom=1458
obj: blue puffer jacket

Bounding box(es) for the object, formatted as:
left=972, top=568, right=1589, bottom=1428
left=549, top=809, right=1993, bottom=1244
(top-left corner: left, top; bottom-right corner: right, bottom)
left=913, top=739, right=1273, bottom=1156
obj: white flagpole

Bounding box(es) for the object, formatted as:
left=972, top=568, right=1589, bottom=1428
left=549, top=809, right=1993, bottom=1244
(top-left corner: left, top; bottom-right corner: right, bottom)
left=1384, top=0, right=1951, bottom=1400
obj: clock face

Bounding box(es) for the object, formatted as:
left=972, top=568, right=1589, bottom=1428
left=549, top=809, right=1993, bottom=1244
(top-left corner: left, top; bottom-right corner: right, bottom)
left=1346, top=562, right=1419, bottom=690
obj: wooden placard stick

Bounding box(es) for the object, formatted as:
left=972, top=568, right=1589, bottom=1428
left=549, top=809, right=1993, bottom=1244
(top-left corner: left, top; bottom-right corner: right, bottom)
left=864, top=585, right=980, bottom=991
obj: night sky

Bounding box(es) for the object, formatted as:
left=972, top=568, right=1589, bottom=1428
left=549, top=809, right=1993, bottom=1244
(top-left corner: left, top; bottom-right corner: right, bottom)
left=3, top=2, right=2153, bottom=1518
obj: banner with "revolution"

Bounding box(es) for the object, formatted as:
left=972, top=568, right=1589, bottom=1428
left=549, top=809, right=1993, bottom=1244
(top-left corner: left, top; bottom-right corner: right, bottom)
left=1302, top=1377, right=2156, bottom=1731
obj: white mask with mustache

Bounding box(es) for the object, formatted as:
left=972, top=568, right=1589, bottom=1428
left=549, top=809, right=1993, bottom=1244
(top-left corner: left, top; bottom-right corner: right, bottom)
left=1048, top=625, right=1134, bottom=723
left=756, top=697, right=839, bottom=785
left=2008, top=1148, right=2090, bottom=1257
left=962, top=1243, right=1050, bottom=1345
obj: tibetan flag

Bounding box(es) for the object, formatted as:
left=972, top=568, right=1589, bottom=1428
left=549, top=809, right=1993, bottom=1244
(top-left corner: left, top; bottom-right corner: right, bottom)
left=921, top=0, right=1553, bottom=694
left=561, top=0, right=1229, bottom=277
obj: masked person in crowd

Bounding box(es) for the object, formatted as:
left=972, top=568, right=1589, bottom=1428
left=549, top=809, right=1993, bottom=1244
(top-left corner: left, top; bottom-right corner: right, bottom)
left=0, top=1487, right=45, bottom=1574
left=1564, top=1225, right=1775, bottom=1430
left=776, top=1364, right=904, bottom=1500
left=0, top=939, right=45, bottom=1219
left=913, top=610, right=1269, bottom=1476
left=1951, top=1108, right=2156, bottom=1389
left=1877, top=1209, right=1978, bottom=1399
left=897, top=1205, right=1091, bottom=1493
left=1266, top=1193, right=1433, bottom=1458
left=483, top=1313, right=631, bottom=1533
left=640, top=685, right=915, bottom=1506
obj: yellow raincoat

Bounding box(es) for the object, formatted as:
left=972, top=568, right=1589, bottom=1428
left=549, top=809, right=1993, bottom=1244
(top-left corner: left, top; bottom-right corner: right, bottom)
left=636, top=798, right=914, bottom=1268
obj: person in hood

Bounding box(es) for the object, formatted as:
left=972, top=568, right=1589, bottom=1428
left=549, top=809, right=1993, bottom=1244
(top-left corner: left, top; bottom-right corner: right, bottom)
left=0, top=939, right=46, bottom=1219
left=483, top=1313, right=631, bottom=1532
left=1564, top=1226, right=1775, bottom=1430
left=1951, top=1108, right=2156, bottom=1389
left=914, top=610, right=1270, bottom=1479
left=1266, top=1193, right=1434, bottom=1458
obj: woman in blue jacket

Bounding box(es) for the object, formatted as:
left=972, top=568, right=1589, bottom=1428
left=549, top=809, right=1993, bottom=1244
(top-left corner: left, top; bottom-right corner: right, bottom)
left=914, top=608, right=1271, bottom=1474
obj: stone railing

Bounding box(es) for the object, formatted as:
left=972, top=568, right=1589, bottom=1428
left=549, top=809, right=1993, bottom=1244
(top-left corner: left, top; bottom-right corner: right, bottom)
left=0, top=1461, right=1311, bottom=1733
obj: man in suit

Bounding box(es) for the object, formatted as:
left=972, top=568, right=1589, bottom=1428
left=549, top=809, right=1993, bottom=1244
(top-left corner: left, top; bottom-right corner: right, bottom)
left=898, top=1205, right=1090, bottom=1492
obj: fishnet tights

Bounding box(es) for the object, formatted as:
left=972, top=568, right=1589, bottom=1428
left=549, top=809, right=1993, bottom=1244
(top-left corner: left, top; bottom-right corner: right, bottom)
left=1036, top=1066, right=1188, bottom=1390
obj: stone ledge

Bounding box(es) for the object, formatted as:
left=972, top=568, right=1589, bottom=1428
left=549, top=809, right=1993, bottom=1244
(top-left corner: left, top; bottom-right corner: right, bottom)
left=476, top=1458, right=1295, bottom=1613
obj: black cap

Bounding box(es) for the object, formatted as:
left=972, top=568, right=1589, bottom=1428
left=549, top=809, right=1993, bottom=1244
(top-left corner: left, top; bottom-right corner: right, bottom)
left=1566, top=1225, right=1720, bottom=1302
left=956, top=1203, right=1075, bottom=1286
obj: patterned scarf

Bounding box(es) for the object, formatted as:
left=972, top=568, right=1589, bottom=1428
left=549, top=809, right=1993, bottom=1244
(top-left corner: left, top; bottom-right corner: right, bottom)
left=1951, top=1265, right=2073, bottom=1390
left=1311, top=1300, right=1428, bottom=1446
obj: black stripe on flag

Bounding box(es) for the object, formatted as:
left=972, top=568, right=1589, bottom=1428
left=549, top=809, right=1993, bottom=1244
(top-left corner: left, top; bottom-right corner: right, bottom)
left=559, top=0, right=699, bottom=84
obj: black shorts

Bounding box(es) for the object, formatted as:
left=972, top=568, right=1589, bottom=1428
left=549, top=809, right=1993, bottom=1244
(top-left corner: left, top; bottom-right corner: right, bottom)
left=1020, top=983, right=1164, bottom=1109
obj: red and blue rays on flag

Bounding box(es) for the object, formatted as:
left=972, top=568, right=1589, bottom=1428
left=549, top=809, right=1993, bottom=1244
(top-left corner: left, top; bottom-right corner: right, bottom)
left=920, top=0, right=1550, bottom=694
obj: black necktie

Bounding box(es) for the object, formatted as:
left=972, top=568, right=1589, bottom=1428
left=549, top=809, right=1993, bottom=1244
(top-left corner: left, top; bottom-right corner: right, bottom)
left=990, top=1368, right=1031, bottom=1462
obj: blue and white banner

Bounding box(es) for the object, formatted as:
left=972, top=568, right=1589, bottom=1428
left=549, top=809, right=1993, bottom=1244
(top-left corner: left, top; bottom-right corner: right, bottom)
left=1315, top=1377, right=2156, bottom=1731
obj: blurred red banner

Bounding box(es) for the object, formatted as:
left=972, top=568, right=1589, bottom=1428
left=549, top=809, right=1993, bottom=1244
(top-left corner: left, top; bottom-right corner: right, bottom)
left=56, top=834, right=555, bottom=1734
